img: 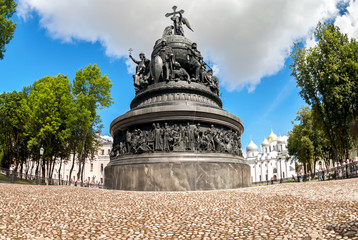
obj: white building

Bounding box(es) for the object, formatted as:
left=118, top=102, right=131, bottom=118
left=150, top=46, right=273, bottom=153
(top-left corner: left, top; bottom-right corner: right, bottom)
left=56, top=137, right=112, bottom=184
left=21, top=136, right=112, bottom=184
left=245, top=130, right=296, bottom=183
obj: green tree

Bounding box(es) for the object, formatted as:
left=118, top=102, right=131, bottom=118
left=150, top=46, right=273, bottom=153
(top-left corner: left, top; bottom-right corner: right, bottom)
left=0, top=89, right=30, bottom=169
left=288, top=123, right=314, bottom=174
left=26, top=74, right=74, bottom=182
left=290, top=22, right=358, bottom=163
left=287, top=106, right=329, bottom=174
left=70, top=64, right=113, bottom=183
left=0, top=0, right=17, bottom=59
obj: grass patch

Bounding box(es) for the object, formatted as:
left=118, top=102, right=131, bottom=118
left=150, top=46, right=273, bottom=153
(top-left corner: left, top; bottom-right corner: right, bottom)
left=0, top=173, right=36, bottom=185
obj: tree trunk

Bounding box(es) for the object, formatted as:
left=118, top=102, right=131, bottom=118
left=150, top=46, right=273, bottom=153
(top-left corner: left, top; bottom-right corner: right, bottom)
left=77, top=159, right=82, bottom=182
left=41, top=160, right=46, bottom=184
left=58, top=158, right=62, bottom=185
left=49, top=156, right=56, bottom=185
left=48, top=157, right=52, bottom=182
left=77, top=133, right=88, bottom=184
left=68, top=152, right=76, bottom=185
left=81, top=160, right=85, bottom=183
left=19, top=161, right=23, bottom=179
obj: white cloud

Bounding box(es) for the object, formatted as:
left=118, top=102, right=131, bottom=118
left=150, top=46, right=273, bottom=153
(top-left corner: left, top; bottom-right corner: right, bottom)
left=18, top=0, right=351, bottom=92
left=335, top=0, right=358, bottom=39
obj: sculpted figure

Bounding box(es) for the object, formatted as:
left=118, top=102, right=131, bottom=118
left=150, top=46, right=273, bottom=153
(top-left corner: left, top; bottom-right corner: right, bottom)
left=154, top=123, right=163, bottom=151
left=136, top=130, right=150, bottom=153
left=126, top=130, right=132, bottom=153
left=129, top=53, right=151, bottom=92
left=187, top=43, right=203, bottom=81
left=162, top=25, right=174, bottom=38
left=163, top=123, right=171, bottom=151
left=186, top=123, right=195, bottom=150
left=172, top=124, right=180, bottom=150
left=194, top=123, right=201, bottom=150
left=177, top=125, right=186, bottom=151
left=110, top=144, right=119, bottom=158
left=200, top=131, right=211, bottom=152
left=119, top=142, right=127, bottom=155
left=158, top=40, right=174, bottom=81
left=165, top=6, right=193, bottom=36
left=214, top=131, right=225, bottom=153
left=202, top=68, right=219, bottom=95
left=172, top=62, right=190, bottom=83
left=146, top=125, right=155, bottom=152
left=170, top=12, right=193, bottom=36
left=131, top=129, right=140, bottom=153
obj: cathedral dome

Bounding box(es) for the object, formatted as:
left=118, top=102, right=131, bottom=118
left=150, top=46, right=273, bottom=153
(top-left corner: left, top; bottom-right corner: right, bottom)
left=246, top=140, right=258, bottom=152
left=268, top=130, right=277, bottom=142
left=277, top=135, right=285, bottom=143
left=262, top=138, right=269, bottom=146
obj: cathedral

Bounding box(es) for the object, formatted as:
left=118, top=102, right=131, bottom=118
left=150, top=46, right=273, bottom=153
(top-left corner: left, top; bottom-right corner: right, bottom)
left=245, top=130, right=297, bottom=183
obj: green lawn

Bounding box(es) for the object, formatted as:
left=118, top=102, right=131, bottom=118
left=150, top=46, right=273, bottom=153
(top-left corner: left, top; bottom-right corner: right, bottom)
left=0, top=173, right=36, bottom=185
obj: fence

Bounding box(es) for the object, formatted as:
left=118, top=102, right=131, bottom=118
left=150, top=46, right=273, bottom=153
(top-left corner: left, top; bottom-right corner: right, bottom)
left=2, top=161, right=358, bottom=188
left=0, top=167, right=103, bottom=188
left=252, top=161, right=358, bottom=186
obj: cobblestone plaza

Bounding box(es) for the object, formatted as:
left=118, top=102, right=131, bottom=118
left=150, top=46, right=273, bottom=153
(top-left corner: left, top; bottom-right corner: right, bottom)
left=0, top=178, right=357, bottom=239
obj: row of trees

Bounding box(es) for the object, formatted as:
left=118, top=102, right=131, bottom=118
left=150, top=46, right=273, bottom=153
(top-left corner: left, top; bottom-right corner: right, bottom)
left=288, top=22, right=358, bottom=174
left=0, top=64, right=113, bottom=183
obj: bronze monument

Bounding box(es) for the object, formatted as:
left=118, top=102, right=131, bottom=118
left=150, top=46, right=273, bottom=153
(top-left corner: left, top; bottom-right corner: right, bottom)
left=105, top=6, right=251, bottom=191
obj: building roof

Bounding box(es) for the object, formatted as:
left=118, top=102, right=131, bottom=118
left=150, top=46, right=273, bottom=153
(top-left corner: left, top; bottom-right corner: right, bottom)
left=246, top=140, right=259, bottom=152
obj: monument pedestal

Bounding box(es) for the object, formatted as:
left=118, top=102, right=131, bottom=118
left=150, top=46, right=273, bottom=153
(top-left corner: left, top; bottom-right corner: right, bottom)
left=105, top=152, right=251, bottom=191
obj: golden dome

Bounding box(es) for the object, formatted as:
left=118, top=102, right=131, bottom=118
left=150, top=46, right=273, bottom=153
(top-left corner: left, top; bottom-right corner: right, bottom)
left=268, top=130, right=278, bottom=142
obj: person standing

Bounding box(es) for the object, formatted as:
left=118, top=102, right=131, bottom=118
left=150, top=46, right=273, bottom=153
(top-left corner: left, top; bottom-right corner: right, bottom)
left=9, top=164, right=15, bottom=183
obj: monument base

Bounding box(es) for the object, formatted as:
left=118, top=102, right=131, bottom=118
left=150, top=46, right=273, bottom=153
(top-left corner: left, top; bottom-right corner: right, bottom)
left=104, top=153, right=251, bottom=191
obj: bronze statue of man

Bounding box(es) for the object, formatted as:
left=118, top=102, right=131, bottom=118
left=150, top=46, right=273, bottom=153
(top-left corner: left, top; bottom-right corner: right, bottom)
left=129, top=53, right=151, bottom=91
left=158, top=40, right=174, bottom=81
left=187, top=42, right=203, bottom=81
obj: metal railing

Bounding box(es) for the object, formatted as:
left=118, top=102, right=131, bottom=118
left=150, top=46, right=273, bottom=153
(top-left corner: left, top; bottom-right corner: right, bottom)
left=0, top=167, right=104, bottom=188
left=252, top=161, right=358, bottom=186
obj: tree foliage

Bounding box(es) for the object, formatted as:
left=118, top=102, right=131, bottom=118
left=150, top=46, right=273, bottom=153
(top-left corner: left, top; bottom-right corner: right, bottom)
left=0, top=89, right=29, bottom=168
left=290, top=22, right=358, bottom=163
left=287, top=106, right=329, bottom=173
left=0, top=64, right=113, bottom=184
left=26, top=74, right=74, bottom=180
left=0, top=0, right=17, bottom=59
left=70, top=64, right=113, bottom=182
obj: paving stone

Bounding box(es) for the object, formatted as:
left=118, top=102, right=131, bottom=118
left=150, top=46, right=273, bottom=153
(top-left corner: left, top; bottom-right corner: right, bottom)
left=0, top=178, right=357, bottom=238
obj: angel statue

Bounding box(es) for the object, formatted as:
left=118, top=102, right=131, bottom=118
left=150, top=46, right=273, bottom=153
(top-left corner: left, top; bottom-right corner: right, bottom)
left=165, top=6, right=193, bottom=36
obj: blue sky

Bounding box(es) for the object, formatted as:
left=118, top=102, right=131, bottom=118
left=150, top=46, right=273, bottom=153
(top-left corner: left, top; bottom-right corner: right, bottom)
left=1, top=0, right=357, bottom=151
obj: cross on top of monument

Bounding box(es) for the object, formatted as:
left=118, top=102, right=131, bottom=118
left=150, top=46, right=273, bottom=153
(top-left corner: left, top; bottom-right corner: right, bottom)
left=164, top=6, right=193, bottom=36
left=165, top=6, right=184, bottom=18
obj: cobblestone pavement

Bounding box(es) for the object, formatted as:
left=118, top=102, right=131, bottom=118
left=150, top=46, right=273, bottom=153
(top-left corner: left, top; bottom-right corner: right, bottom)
left=0, top=178, right=358, bottom=239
